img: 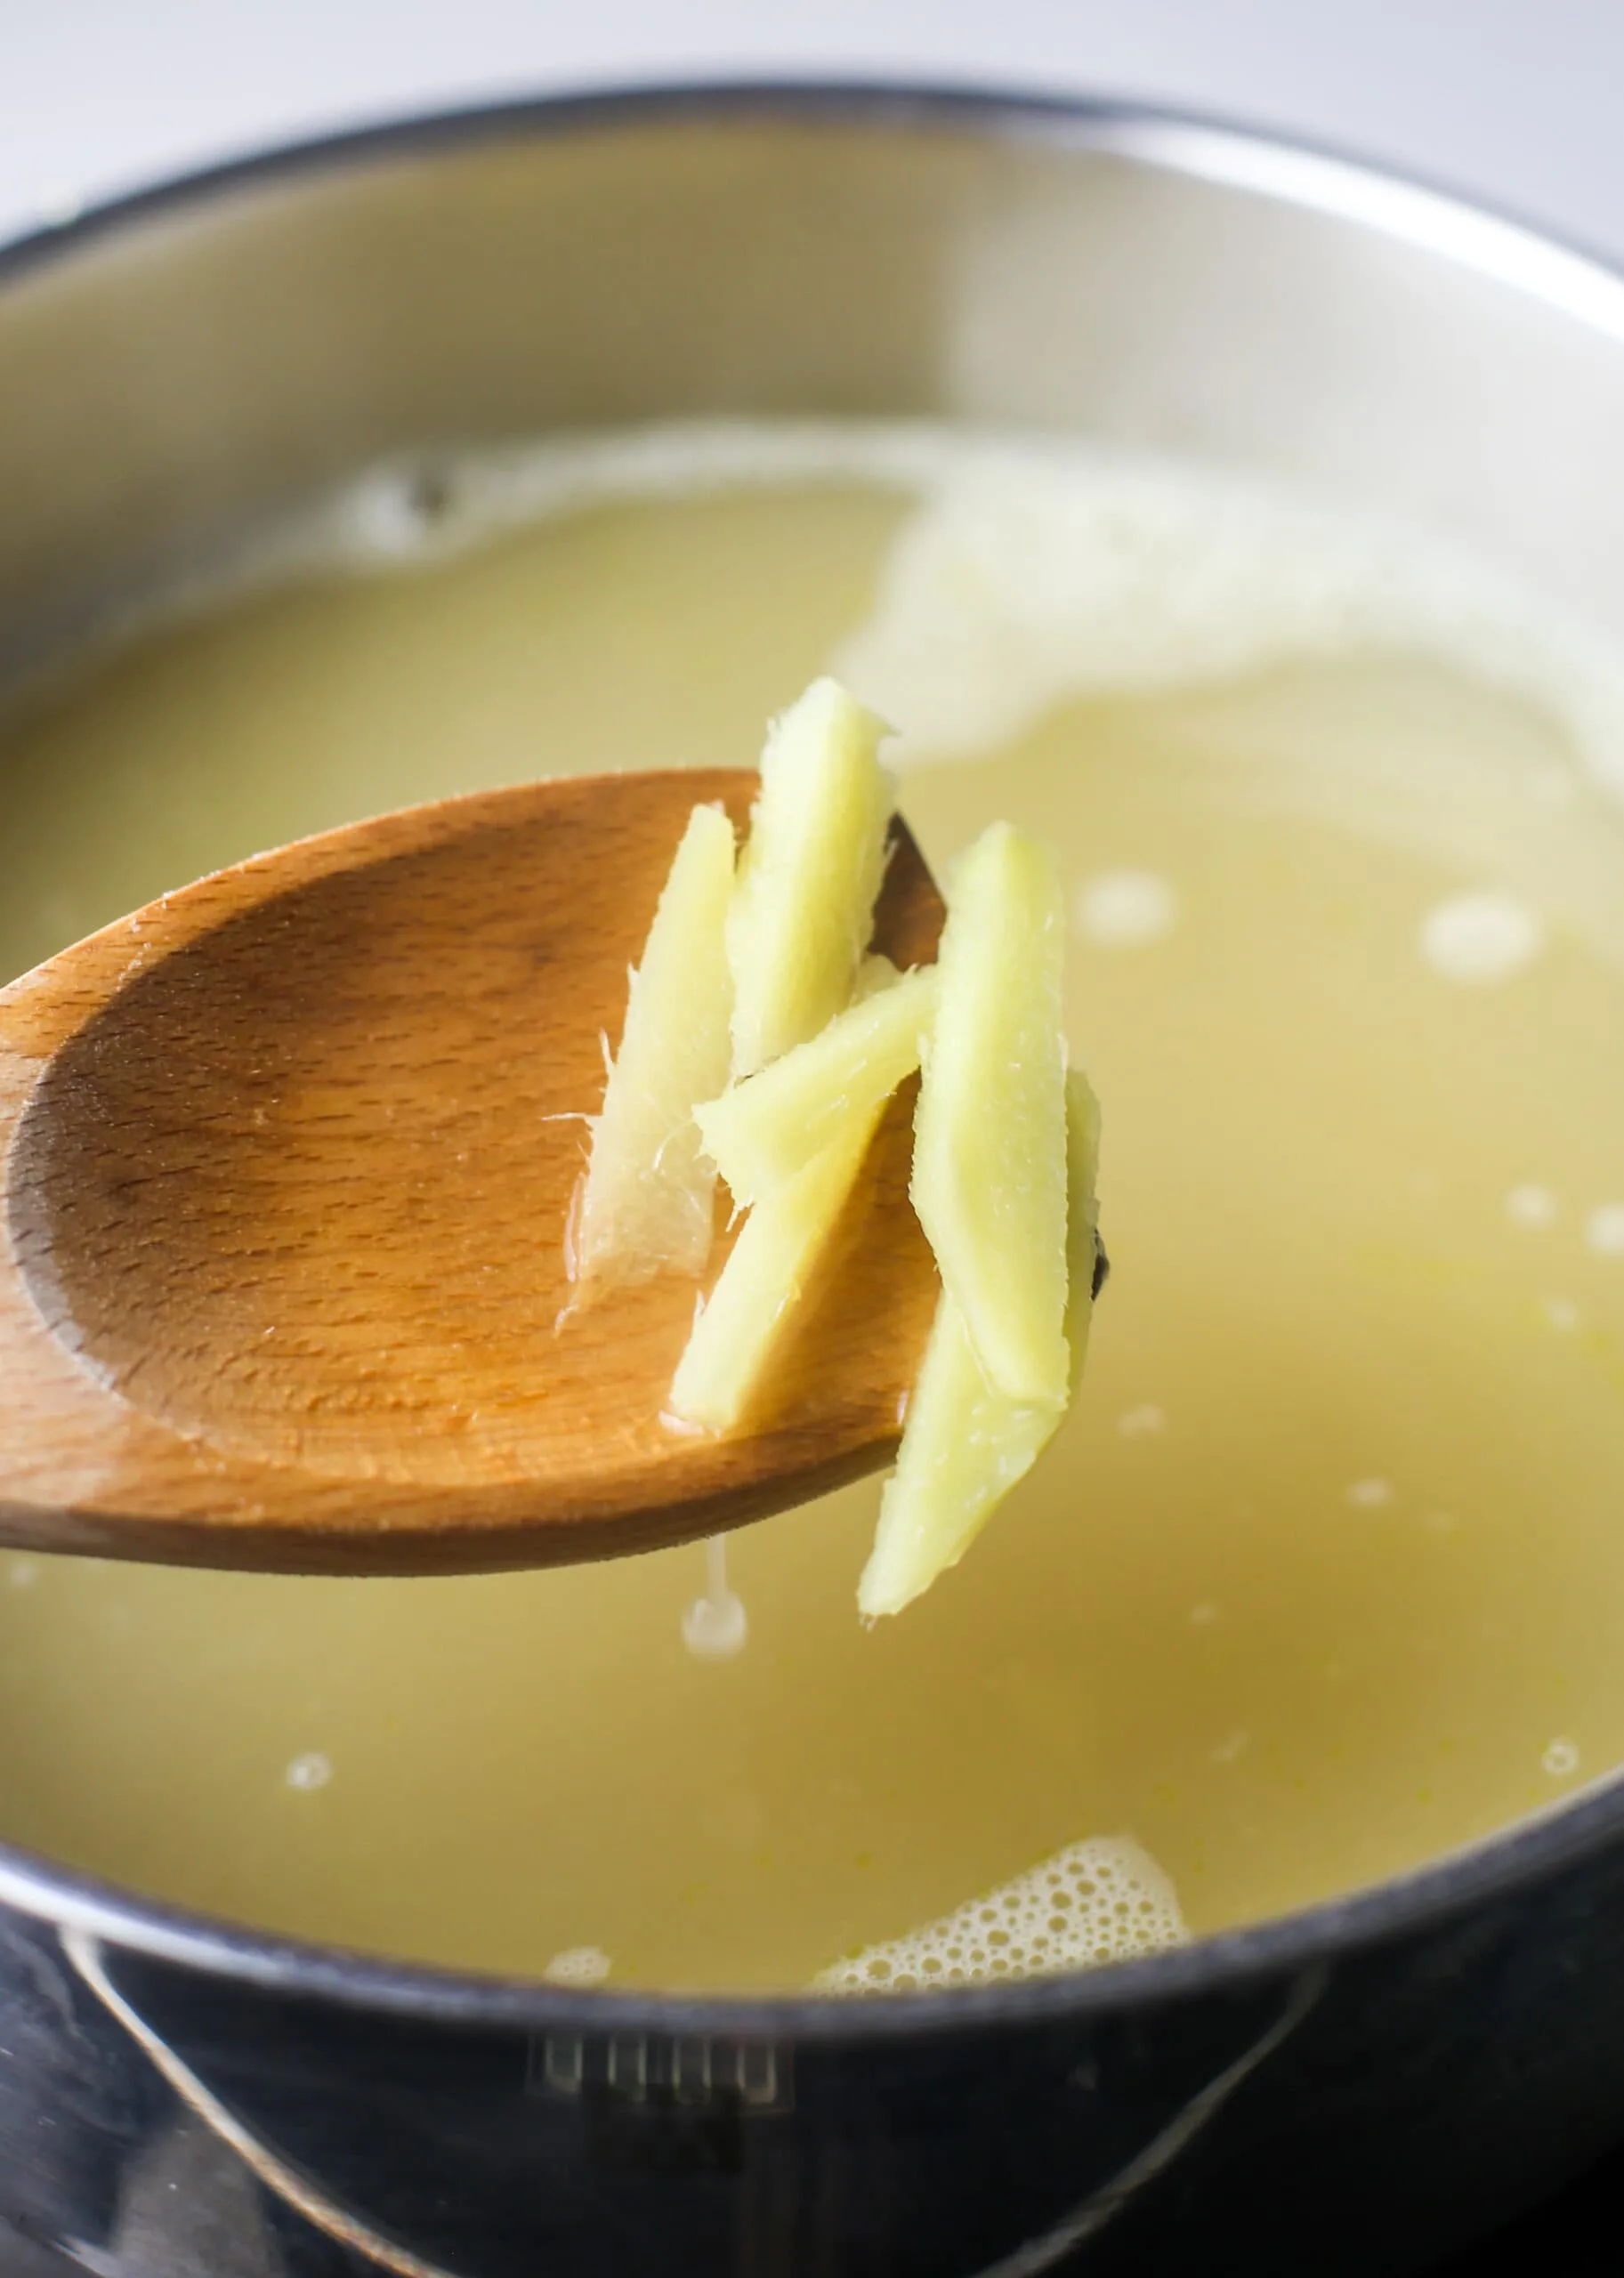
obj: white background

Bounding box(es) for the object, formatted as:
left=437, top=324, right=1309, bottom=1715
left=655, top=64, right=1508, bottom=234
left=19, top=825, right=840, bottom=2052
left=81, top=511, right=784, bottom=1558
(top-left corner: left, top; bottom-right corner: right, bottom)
left=2, top=0, right=1621, bottom=263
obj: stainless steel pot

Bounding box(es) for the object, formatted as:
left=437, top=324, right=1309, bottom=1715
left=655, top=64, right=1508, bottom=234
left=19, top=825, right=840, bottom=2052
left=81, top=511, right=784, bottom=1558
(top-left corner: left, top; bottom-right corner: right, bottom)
left=3, top=84, right=1624, bottom=2278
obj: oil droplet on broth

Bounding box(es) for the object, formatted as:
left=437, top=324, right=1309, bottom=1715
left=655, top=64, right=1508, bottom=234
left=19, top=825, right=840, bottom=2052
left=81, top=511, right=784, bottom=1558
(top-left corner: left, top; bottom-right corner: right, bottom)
left=1585, top=1204, right=1624, bottom=1256
left=1419, top=893, right=1543, bottom=985
left=1075, top=869, right=1179, bottom=948
left=1345, top=1479, right=1394, bottom=1510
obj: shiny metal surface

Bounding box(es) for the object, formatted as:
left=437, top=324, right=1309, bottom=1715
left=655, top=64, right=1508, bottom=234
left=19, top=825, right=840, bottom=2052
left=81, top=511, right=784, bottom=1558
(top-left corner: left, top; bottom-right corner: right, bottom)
left=4, top=88, right=1624, bottom=675
left=4, top=84, right=1624, bottom=2275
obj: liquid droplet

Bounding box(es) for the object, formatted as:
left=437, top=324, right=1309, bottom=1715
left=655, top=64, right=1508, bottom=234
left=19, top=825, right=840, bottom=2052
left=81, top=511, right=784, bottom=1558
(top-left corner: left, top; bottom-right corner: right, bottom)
left=1420, top=893, right=1542, bottom=985
left=1585, top=1204, right=1624, bottom=1256
left=1345, top=1478, right=1394, bottom=1509
left=1075, top=870, right=1178, bottom=949
left=683, top=1536, right=748, bottom=1660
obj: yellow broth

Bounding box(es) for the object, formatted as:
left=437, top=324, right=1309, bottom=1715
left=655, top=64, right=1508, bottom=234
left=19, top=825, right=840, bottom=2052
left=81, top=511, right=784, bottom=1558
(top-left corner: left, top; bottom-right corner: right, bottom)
left=2, top=437, right=1623, bottom=1991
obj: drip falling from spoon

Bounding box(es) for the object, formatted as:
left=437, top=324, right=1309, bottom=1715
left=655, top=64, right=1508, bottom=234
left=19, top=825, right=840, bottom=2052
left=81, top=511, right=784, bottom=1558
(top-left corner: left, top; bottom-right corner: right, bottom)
left=682, top=1534, right=749, bottom=1660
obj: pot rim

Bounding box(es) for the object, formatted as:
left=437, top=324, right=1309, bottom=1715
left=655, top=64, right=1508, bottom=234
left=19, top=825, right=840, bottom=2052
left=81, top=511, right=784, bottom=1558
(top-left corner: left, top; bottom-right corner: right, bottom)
left=3, top=75, right=1623, bottom=2041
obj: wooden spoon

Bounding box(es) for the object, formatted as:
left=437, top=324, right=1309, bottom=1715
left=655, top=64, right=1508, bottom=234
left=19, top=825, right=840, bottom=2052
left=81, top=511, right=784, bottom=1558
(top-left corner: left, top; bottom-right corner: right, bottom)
left=0, top=771, right=944, bottom=1575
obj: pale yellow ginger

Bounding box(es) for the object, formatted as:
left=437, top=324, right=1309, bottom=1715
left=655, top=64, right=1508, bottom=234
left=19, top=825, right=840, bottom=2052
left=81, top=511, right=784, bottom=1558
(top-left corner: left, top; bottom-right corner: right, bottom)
left=667, top=1098, right=886, bottom=1432
left=578, top=683, right=1098, bottom=1620
left=858, top=1070, right=1101, bottom=1619
left=909, top=822, right=1071, bottom=1407
left=694, top=965, right=939, bottom=1208
left=570, top=802, right=736, bottom=1286
left=853, top=953, right=904, bottom=1000
left=726, top=678, right=893, bottom=1078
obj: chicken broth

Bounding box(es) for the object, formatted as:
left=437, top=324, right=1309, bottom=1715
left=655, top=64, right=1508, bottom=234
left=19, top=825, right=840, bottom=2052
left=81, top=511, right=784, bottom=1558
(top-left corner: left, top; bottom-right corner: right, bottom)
left=3, top=427, right=1624, bottom=1992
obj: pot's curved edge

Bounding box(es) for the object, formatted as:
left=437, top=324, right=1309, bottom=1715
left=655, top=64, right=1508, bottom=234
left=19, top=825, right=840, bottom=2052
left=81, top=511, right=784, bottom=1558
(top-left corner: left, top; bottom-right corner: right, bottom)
left=4, top=1759, right=1624, bottom=2042
left=3, top=74, right=1624, bottom=336
left=4, top=72, right=1624, bottom=2046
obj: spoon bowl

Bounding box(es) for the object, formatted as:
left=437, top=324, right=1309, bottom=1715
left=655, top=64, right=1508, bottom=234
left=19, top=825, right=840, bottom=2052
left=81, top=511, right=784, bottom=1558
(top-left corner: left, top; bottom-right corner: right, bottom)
left=0, top=769, right=943, bottom=1571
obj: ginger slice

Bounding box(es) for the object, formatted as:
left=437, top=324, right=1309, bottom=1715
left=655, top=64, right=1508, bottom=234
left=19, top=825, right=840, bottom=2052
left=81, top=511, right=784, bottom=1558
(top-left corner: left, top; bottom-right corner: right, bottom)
left=695, top=965, right=939, bottom=1208
left=858, top=1070, right=1101, bottom=1619
left=909, top=821, right=1071, bottom=1407
left=726, top=678, right=893, bottom=1079
left=570, top=801, right=736, bottom=1286
left=570, top=690, right=1100, bottom=1623
left=667, top=1096, right=885, bottom=1433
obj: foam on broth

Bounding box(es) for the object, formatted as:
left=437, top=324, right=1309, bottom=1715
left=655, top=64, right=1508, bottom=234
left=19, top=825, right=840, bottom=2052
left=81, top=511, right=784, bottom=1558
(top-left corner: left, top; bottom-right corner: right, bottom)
left=3, top=424, right=1624, bottom=1992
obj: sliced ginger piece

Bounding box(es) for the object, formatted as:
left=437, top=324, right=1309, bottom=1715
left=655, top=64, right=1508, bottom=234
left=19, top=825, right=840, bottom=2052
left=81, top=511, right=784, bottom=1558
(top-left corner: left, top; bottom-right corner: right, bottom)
left=695, top=964, right=939, bottom=1208
left=668, top=1096, right=885, bottom=1432
left=853, top=952, right=903, bottom=1001
left=909, top=821, right=1070, bottom=1406
left=858, top=1069, right=1102, bottom=1619
left=570, top=801, right=736, bottom=1286
left=726, top=677, right=893, bottom=1079
left=857, top=1296, right=1057, bottom=1620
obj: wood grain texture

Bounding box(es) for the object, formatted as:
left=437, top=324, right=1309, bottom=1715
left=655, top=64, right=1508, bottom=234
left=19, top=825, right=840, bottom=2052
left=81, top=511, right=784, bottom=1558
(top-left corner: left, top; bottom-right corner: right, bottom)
left=0, top=770, right=943, bottom=1573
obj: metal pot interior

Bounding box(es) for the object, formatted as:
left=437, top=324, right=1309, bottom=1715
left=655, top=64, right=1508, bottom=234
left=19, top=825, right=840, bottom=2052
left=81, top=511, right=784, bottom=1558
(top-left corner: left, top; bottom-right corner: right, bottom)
left=3, top=88, right=1624, bottom=2025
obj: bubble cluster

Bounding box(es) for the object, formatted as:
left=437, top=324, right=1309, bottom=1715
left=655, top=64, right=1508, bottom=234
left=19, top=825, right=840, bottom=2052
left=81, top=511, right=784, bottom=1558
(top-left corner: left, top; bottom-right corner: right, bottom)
left=285, top=1752, right=331, bottom=1793
left=544, top=1945, right=611, bottom=1987
left=813, top=1836, right=1187, bottom=1995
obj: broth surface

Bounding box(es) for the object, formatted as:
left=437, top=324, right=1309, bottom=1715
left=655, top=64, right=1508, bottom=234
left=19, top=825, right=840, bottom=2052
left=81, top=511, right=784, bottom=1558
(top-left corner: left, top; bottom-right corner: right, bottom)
left=3, top=431, right=1624, bottom=1991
